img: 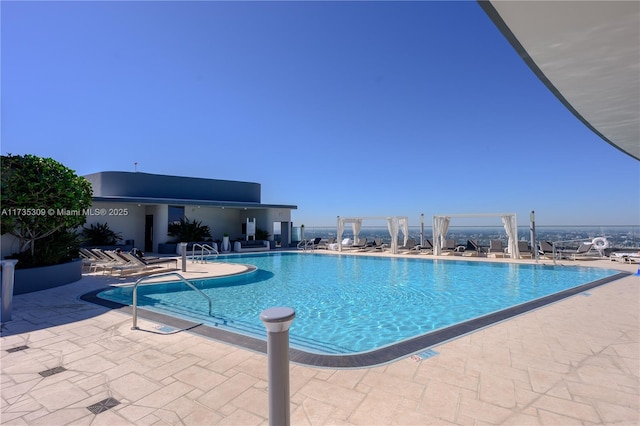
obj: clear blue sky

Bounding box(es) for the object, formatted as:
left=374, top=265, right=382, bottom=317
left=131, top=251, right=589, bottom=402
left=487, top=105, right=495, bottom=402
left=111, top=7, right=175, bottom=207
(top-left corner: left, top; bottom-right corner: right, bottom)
left=2, top=1, right=638, bottom=227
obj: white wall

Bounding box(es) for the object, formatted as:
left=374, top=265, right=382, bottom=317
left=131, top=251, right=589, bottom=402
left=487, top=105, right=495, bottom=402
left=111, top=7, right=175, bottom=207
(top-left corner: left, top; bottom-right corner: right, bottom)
left=182, top=206, right=240, bottom=240
left=1, top=204, right=293, bottom=258
left=84, top=202, right=145, bottom=248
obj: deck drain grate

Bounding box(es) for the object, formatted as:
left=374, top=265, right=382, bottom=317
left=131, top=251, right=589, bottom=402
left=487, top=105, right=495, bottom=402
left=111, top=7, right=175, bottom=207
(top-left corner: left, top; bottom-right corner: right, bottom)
left=410, top=349, right=439, bottom=361
left=87, top=397, right=120, bottom=414
left=6, top=345, right=29, bottom=353
left=154, top=324, right=178, bottom=333
left=39, top=366, right=67, bottom=377
left=582, top=292, right=592, bottom=297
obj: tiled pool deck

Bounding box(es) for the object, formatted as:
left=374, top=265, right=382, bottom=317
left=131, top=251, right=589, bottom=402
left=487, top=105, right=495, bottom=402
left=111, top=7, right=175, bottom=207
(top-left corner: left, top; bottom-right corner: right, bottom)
left=1, top=254, right=638, bottom=425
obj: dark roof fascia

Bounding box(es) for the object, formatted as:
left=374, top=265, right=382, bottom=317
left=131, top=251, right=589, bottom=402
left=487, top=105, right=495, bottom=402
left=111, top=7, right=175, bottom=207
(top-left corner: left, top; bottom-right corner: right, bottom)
left=92, top=196, right=297, bottom=210
left=477, top=0, right=639, bottom=161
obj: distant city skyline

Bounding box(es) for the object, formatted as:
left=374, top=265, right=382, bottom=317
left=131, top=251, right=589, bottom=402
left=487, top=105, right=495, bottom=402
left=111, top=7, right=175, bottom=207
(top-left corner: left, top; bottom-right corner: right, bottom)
left=2, top=1, right=638, bottom=226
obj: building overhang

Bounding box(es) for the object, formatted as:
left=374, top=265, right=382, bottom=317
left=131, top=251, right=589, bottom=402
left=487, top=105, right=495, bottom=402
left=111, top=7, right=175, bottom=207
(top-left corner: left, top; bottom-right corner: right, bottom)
left=479, top=1, right=639, bottom=160
left=92, top=196, right=297, bottom=211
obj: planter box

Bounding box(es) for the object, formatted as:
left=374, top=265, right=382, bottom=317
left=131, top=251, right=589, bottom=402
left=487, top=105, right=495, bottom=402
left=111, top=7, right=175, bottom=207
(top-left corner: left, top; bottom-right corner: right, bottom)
left=12, top=259, right=82, bottom=295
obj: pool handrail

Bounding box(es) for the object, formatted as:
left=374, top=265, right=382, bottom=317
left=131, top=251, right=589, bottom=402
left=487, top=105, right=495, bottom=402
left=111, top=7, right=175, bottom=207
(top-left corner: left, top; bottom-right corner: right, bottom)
left=131, top=271, right=212, bottom=330
left=191, top=243, right=218, bottom=263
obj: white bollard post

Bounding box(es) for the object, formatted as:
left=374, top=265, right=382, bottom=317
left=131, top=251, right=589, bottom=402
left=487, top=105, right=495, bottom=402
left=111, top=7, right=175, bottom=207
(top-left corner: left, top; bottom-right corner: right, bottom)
left=1, top=260, right=19, bottom=323
left=260, top=307, right=295, bottom=426
left=180, top=242, right=188, bottom=272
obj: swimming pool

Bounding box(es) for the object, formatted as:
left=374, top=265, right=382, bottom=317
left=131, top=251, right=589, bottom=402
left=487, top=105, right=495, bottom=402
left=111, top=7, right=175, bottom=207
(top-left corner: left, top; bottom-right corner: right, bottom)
left=93, top=252, right=626, bottom=365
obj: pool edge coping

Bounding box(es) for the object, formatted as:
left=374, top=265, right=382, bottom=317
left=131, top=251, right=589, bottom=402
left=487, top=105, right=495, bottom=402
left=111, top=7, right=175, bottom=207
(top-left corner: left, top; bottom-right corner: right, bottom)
left=79, top=271, right=631, bottom=369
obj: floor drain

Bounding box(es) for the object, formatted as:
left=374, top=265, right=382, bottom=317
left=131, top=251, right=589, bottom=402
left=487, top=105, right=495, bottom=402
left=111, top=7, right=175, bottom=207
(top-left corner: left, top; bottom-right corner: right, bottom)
left=410, top=349, right=439, bottom=361
left=39, top=366, right=66, bottom=377
left=87, top=397, right=120, bottom=414
left=6, top=345, right=29, bottom=353
left=153, top=324, right=178, bottom=333
left=582, top=292, right=592, bottom=297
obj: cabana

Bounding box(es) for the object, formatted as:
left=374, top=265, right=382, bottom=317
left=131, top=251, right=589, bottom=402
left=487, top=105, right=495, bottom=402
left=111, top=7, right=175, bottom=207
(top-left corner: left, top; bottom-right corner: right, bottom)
left=336, top=216, right=409, bottom=254
left=432, top=213, right=520, bottom=258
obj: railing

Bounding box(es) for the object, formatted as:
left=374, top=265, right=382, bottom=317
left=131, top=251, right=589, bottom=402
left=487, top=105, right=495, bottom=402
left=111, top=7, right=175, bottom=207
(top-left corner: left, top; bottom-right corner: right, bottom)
left=191, top=243, right=218, bottom=263
left=131, top=272, right=212, bottom=330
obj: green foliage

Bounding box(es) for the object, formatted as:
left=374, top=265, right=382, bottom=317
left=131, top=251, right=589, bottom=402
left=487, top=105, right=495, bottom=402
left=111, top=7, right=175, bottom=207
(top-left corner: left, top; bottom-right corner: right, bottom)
left=167, top=217, right=211, bottom=242
left=82, top=222, right=122, bottom=246
left=1, top=154, right=93, bottom=260
left=255, top=227, right=271, bottom=240
left=7, top=229, right=81, bottom=269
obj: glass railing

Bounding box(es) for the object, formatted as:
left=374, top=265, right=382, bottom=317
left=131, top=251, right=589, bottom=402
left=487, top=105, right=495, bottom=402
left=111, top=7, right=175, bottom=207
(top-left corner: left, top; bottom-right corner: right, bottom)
left=281, top=225, right=640, bottom=250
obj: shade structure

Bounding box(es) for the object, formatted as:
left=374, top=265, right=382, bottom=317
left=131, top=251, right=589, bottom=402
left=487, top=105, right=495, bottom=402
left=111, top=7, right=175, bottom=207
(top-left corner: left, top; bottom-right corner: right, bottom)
left=479, top=1, right=639, bottom=161
left=432, top=213, right=520, bottom=258
left=336, top=216, right=409, bottom=254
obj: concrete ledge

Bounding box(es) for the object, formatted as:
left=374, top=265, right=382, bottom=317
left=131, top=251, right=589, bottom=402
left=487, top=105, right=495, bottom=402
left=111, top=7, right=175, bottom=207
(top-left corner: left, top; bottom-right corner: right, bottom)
left=12, top=259, right=82, bottom=295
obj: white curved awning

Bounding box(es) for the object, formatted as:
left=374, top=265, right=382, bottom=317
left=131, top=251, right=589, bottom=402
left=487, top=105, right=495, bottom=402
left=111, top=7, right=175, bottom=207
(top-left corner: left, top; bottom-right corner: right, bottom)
left=480, top=1, right=640, bottom=161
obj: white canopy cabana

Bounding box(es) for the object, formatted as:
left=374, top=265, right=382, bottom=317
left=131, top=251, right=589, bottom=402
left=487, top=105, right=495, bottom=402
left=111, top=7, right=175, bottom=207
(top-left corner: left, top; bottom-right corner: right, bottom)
left=336, top=216, right=409, bottom=254
left=432, top=213, right=520, bottom=258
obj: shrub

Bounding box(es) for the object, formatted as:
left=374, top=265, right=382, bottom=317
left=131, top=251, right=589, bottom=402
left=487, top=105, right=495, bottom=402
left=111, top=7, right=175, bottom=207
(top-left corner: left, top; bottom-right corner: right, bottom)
left=255, top=228, right=271, bottom=240
left=82, top=222, right=123, bottom=246
left=1, top=154, right=93, bottom=267
left=167, top=217, right=211, bottom=242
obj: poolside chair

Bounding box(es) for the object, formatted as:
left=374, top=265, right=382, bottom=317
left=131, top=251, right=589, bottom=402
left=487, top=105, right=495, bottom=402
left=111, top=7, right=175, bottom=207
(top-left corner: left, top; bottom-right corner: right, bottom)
left=464, top=240, right=486, bottom=256
left=488, top=240, right=506, bottom=256
left=538, top=241, right=555, bottom=259
left=351, top=237, right=368, bottom=249
left=438, top=239, right=457, bottom=255
left=120, top=252, right=178, bottom=270
left=102, top=252, right=175, bottom=276
left=610, top=252, right=640, bottom=263
left=317, top=237, right=336, bottom=250
left=80, top=248, right=115, bottom=272
left=517, top=241, right=533, bottom=259
left=363, top=238, right=387, bottom=252
left=308, top=237, right=322, bottom=249
left=399, top=238, right=417, bottom=253
left=87, top=249, right=132, bottom=274
left=416, top=239, right=434, bottom=254
left=407, top=239, right=432, bottom=254
left=561, top=242, right=598, bottom=260
left=297, top=237, right=322, bottom=250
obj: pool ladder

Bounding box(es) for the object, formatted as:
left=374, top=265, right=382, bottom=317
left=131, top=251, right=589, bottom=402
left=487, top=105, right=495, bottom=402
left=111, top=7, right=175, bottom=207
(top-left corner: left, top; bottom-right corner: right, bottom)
left=131, top=272, right=213, bottom=330
left=191, top=243, right=218, bottom=263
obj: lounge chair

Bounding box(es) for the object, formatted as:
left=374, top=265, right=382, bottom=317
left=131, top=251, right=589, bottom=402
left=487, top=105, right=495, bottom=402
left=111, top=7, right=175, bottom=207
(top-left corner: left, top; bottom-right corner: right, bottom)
left=560, top=243, right=598, bottom=260
left=363, top=238, right=387, bottom=252
left=297, top=237, right=322, bottom=250
left=488, top=240, right=506, bottom=257
left=538, top=241, right=555, bottom=259
left=80, top=248, right=115, bottom=272
left=464, top=240, right=486, bottom=256
left=119, top=252, right=178, bottom=272
left=329, top=238, right=352, bottom=251
left=317, top=237, right=336, bottom=250
left=399, top=238, right=417, bottom=252
left=410, top=239, right=433, bottom=254
left=610, top=252, right=640, bottom=263
left=438, top=239, right=457, bottom=255
left=517, top=241, right=534, bottom=259
left=350, top=237, right=368, bottom=249
left=309, top=237, right=322, bottom=248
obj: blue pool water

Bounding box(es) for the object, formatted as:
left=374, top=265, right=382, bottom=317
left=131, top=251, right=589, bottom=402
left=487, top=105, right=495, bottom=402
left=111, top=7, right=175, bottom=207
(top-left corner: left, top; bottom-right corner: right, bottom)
left=97, top=252, right=620, bottom=354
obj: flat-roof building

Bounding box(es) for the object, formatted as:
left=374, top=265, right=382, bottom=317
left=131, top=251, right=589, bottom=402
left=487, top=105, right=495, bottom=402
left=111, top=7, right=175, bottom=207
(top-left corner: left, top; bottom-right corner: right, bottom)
left=83, top=171, right=297, bottom=253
